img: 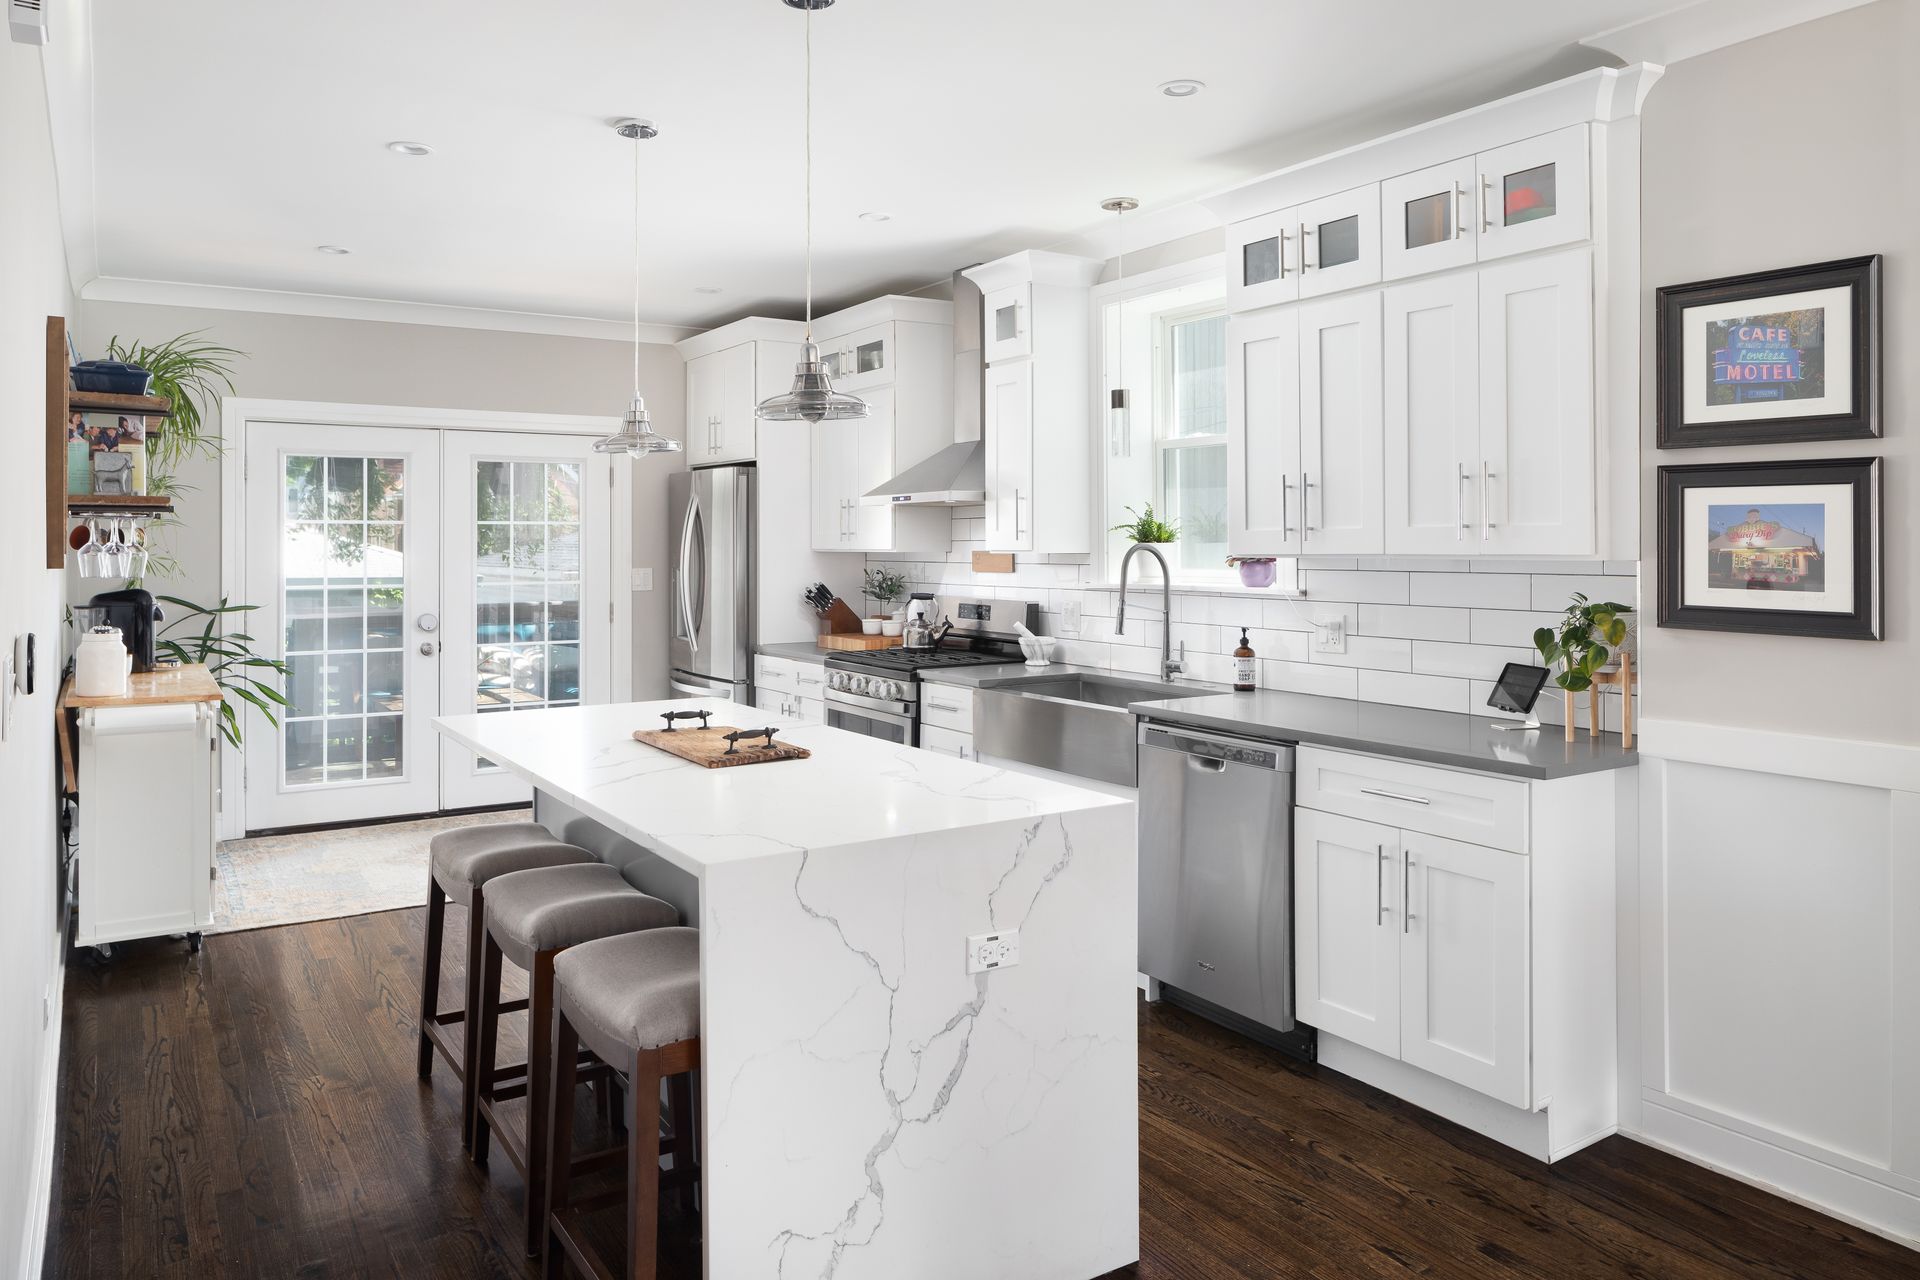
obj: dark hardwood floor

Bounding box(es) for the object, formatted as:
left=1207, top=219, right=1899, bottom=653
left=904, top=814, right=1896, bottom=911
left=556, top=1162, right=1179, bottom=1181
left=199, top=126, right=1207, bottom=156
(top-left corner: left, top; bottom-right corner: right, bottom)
left=44, top=908, right=1919, bottom=1279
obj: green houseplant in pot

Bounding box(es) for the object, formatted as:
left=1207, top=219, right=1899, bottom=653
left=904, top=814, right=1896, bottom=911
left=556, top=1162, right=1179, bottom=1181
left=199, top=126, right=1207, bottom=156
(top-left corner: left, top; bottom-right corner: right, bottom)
left=863, top=567, right=908, bottom=620
left=1533, top=593, right=1631, bottom=743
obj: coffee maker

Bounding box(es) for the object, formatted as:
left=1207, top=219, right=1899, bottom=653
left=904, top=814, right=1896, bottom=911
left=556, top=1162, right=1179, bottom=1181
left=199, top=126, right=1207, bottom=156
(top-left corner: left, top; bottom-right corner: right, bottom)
left=85, top=589, right=164, bottom=672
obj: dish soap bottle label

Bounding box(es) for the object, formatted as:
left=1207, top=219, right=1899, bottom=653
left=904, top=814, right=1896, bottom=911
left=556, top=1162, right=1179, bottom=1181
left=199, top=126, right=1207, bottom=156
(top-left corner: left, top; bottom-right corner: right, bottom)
left=1234, top=628, right=1256, bottom=692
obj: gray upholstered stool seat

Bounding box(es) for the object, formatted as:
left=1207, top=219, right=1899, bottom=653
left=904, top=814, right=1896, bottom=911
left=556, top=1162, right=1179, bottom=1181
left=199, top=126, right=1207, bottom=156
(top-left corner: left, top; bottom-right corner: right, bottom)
left=430, top=821, right=593, bottom=906
left=554, top=926, right=702, bottom=1067
left=482, top=864, right=678, bottom=970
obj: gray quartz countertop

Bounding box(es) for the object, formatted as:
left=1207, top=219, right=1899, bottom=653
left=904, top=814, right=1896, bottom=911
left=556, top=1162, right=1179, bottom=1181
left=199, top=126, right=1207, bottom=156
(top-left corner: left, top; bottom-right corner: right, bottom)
left=1127, top=689, right=1636, bottom=780
left=756, top=641, right=829, bottom=666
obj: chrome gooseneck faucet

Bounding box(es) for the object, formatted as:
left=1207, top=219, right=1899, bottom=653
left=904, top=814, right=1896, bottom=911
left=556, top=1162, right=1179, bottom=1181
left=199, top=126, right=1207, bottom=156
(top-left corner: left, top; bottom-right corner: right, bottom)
left=1116, top=543, right=1184, bottom=682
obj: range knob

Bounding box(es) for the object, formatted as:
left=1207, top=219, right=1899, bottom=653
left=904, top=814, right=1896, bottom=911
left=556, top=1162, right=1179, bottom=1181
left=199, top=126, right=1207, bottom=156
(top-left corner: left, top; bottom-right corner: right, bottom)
left=878, top=680, right=902, bottom=701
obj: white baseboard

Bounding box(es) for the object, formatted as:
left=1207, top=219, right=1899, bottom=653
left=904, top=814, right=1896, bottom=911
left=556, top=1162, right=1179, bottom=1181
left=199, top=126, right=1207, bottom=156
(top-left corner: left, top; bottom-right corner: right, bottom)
left=16, top=965, right=63, bottom=1280
left=1630, top=1095, right=1920, bottom=1253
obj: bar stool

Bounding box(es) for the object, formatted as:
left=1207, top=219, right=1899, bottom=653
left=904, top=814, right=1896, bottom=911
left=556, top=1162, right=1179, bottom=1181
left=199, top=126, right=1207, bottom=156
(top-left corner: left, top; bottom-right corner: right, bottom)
left=418, top=821, right=595, bottom=1152
left=544, top=927, right=701, bottom=1280
left=473, top=863, right=679, bottom=1257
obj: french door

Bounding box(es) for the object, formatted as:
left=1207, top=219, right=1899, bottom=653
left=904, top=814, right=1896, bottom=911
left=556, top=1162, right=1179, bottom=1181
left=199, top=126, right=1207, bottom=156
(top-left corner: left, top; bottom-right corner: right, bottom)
left=243, top=423, right=612, bottom=831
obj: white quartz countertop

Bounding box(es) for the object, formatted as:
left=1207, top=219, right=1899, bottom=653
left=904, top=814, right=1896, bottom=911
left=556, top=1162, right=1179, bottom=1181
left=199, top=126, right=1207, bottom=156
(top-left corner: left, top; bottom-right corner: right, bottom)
left=434, top=698, right=1128, bottom=878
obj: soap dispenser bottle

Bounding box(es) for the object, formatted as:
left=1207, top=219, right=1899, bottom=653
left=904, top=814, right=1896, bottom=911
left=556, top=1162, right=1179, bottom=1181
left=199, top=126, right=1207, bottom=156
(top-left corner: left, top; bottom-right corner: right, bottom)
left=1233, top=628, right=1256, bottom=693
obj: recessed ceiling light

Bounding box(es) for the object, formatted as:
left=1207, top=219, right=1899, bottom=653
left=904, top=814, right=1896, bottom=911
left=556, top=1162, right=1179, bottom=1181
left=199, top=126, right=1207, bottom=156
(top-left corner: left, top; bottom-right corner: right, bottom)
left=316, top=245, right=351, bottom=255
left=1158, top=79, right=1205, bottom=98
left=386, top=140, right=433, bottom=156
left=858, top=211, right=893, bottom=223
left=694, top=286, right=723, bottom=295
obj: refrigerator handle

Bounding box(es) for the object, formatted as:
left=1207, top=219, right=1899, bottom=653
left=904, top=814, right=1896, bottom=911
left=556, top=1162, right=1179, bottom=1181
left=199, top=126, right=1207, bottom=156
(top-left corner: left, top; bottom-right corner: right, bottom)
left=677, top=493, right=700, bottom=655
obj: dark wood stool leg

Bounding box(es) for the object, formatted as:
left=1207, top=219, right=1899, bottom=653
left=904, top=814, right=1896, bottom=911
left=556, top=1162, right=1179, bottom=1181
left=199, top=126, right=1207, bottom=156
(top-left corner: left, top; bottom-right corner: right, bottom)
left=460, top=883, right=488, bottom=1152
left=629, top=1049, right=664, bottom=1280
left=417, top=873, right=446, bottom=1080
left=668, top=1073, right=696, bottom=1214
left=543, top=1007, right=581, bottom=1280
left=471, top=931, right=504, bottom=1166
left=523, top=950, right=557, bottom=1258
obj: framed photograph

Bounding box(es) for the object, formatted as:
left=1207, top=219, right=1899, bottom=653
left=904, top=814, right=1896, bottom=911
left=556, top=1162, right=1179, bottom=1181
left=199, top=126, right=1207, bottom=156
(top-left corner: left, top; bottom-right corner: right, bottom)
left=1656, top=255, right=1881, bottom=448
left=1657, top=457, right=1881, bottom=640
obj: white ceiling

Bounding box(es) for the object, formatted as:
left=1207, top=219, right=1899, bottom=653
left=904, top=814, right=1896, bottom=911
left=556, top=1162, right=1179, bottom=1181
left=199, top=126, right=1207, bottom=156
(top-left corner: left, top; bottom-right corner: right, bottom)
left=73, top=0, right=1683, bottom=334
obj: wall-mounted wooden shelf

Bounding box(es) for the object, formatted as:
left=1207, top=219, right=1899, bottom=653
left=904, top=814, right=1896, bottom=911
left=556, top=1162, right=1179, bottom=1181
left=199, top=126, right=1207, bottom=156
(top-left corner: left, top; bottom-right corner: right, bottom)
left=47, top=316, right=177, bottom=566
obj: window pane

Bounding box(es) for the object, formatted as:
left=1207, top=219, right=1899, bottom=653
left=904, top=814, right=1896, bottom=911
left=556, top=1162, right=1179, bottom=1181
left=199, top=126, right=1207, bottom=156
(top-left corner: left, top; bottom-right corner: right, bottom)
left=1404, top=191, right=1451, bottom=249
left=1316, top=214, right=1360, bottom=269
left=1504, top=162, right=1556, bottom=226
left=1242, top=236, right=1280, bottom=287
left=1168, top=316, right=1226, bottom=438
left=1163, top=444, right=1229, bottom=573
left=366, top=715, right=404, bottom=779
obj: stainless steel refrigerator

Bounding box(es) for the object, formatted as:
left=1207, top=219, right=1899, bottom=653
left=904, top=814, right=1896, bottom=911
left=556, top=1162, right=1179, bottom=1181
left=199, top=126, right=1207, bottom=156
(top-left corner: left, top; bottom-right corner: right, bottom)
left=668, top=465, right=755, bottom=700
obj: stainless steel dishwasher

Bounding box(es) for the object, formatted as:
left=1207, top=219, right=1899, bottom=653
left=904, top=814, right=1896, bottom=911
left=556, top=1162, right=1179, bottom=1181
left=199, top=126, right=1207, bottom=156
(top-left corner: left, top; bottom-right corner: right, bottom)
left=1137, top=720, right=1296, bottom=1034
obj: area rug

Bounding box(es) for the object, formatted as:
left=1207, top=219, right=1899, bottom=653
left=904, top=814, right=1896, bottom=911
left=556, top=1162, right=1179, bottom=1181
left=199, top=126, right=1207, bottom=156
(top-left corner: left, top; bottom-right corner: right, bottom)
left=210, top=808, right=530, bottom=935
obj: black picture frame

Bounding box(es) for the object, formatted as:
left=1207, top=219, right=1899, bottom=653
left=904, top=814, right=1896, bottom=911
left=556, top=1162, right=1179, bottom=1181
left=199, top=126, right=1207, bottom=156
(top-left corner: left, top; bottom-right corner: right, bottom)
left=1655, top=255, right=1881, bottom=448
left=1656, top=457, right=1881, bottom=640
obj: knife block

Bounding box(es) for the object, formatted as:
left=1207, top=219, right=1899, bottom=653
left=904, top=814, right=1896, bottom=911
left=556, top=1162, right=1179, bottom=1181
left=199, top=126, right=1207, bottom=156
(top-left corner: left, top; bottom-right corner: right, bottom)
left=819, top=598, right=865, bottom=635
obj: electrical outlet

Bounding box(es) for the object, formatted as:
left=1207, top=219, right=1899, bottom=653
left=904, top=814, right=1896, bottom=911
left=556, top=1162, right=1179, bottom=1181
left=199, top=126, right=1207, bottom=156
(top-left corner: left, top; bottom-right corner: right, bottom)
left=1061, top=599, right=1082, bottom=635
left=631, top=568, right=654, bottom=591
left=1315, top=616, right=1347, bottom=654
left=966, top=930, right=1020, bottom=974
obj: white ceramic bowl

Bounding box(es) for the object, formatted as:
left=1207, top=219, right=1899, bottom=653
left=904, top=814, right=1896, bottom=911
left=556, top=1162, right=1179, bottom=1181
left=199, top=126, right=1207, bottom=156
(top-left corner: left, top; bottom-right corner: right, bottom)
left=861, top=619, right=882, bottom=635
left=881, top=620, right=904, bottom=637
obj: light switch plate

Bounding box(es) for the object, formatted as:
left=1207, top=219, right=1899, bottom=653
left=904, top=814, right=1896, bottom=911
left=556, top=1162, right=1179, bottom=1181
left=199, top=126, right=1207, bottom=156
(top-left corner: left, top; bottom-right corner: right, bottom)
left=631, top=568, right=653, bottom=591
left=966, top=930, right=1020, bottom=974
left=1315, top=616, right=1347, bottom=654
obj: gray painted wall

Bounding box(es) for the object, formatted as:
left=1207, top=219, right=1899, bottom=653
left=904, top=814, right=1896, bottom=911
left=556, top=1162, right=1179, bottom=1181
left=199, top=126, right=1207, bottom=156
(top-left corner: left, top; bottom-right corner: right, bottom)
left=2, top=41, right=78, bottom=1278
left=1638, top=0, right=1916, bottom=746
left=73, top=301, right=687, bottom=699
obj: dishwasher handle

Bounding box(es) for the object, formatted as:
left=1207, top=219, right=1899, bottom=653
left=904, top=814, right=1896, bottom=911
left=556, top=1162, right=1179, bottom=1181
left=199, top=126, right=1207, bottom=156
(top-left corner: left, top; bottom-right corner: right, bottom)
left=1139, top=721, right=1293, bottom=772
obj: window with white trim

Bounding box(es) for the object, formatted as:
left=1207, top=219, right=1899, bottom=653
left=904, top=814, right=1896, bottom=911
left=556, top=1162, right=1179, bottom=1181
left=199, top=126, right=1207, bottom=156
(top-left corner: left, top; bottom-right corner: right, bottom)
left=1098, top=269, right=1230, bottom=584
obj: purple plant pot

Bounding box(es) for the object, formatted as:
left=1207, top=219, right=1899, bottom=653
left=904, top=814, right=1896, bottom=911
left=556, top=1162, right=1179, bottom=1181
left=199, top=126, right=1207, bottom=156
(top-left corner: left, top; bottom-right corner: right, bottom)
left=1236, top=559, right=1277, bottom=588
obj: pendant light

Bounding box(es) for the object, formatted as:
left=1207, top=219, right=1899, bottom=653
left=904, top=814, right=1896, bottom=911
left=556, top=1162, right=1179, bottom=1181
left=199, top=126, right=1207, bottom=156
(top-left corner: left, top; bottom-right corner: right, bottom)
left=594, top=117, right=683, bottom=457
left=756, top=0, right=870, bottom=423
left=1103, top=196, right=1139, bottom=458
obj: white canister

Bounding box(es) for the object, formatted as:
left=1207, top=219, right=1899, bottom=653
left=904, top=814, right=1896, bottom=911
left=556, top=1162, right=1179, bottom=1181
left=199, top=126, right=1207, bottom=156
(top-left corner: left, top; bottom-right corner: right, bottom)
left=75, top=625, right=131, bottom=698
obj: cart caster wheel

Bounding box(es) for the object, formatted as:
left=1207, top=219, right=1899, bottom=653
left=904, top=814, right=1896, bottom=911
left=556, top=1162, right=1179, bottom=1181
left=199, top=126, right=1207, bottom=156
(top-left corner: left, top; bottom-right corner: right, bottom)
left=187, top=932, right=203, bottom=953
left=91, top=944, right=114, bottom=962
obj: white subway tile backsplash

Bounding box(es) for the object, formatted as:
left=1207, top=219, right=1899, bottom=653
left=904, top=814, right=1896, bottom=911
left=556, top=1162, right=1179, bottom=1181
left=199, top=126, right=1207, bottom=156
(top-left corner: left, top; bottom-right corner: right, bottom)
left=1357, top=604, right=1470, bottom=642
left=1409, top=572, right=1531, bottom=609
left=1300, top=570, right=1410, bottom=604
left=1358, top=669, right=1471, bottom=714
left=861, top=510, right=1636, bottom=723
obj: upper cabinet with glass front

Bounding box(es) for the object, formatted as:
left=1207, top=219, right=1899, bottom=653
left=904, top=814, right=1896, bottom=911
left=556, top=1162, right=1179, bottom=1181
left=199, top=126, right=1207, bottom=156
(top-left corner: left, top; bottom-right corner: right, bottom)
left=1382, top=125, right=1590, bottom=279
left=1225, top=183, right=1381, bottom=311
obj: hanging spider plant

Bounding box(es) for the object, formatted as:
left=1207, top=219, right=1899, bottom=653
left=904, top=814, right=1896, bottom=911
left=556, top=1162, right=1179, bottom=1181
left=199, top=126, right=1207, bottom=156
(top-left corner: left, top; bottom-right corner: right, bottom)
left=104, top=330, right=241, bottom=476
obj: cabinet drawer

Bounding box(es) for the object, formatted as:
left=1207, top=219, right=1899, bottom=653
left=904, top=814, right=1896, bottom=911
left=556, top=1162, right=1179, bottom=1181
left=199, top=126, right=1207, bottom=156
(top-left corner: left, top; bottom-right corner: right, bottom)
left=792, top=665, right=827, bottom=703
left=753, top=656, right=802, bottom=697
left=919, top=684, right=974, bottom=734
left=918, top=723, right=974, bottom=760
left=1295, top=746, right=1527, bottom=854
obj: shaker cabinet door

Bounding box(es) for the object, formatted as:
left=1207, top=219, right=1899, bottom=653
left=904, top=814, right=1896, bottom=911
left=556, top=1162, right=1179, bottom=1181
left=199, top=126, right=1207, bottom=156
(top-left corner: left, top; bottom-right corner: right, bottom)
left=1226, top=307, right=1302, bottom=556
left=1226, top=209, right=1300, bottom=313
left=1475, top=125, right=1590, bottom=261
left=1381, top=157, right=1478, bottom=280
left=1296, top=183, right=1380, bottom=300
left=1294, top=808, right=1402, bottom=1059
left=1384, top=273, right=1479, bottom=554
left=982, top=360, right=1034, bottom=550
left=1298, top=293, right=1383, bottom=554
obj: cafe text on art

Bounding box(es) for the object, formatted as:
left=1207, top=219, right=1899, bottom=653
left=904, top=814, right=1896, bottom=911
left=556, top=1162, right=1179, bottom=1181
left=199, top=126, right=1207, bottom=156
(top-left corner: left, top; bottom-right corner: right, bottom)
left=1712, top=320, right=1807, bottom=403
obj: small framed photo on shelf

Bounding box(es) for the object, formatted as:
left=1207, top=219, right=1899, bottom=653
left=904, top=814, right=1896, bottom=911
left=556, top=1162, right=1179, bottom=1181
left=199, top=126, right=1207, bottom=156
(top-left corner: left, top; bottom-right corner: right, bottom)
left=1655, top=255, right=1881, bottom=448
left=1656, top=457, right=1881, bottom=640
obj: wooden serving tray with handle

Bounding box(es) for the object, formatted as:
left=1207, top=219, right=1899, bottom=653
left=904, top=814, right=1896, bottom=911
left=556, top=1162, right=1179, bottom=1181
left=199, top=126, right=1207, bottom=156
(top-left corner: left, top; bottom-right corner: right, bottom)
left=633, top=719, right=811, bottom=769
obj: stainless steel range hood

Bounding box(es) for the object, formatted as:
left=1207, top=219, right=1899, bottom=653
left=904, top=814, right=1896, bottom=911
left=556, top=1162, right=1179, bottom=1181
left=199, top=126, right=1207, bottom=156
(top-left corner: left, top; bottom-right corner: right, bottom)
left=862, top=268, right=985, bottom=506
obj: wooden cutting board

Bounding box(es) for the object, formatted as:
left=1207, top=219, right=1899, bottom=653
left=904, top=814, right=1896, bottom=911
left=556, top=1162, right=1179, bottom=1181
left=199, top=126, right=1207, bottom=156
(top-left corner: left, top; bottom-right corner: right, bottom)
left=817, top=632, right=902, bottom=651
left=632, top=725, right=812, bottom=769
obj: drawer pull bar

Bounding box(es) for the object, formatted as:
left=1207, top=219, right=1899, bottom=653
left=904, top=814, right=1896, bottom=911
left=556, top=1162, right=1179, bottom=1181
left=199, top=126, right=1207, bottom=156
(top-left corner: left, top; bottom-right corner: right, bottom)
left=1360, top=786, right=1431, bottom=806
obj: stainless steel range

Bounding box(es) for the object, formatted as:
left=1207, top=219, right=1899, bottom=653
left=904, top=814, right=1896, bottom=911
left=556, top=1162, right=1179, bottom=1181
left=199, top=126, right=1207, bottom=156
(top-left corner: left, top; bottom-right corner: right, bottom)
left=823, top=595, right=1037, bottom=745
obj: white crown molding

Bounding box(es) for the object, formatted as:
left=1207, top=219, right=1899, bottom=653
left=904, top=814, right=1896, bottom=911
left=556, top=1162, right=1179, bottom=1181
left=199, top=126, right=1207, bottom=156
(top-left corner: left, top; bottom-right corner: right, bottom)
left=1637, top=717, right=1920, bottom=794
left=674, top=315, right=806, bottom=360
left=78, top=276, right=700, bottom=345
left=1580, top=0, right=1879, bottom=66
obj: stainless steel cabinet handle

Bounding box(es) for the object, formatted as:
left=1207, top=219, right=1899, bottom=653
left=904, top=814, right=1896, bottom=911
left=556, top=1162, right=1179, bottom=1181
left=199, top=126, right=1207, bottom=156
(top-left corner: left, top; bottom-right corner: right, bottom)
left=1301, top=472, right=1315, bottom=539
left=1404, top=851, right=1416, bottom=934
left=1281, top=475, right=1292, bottom=538
left=1360, top=786, right=1431, bottom=805
left=1377, top=844, right=1387, bottom=925
left=1299, top=224, right=1315, bottom=271
left=1278, top=228, right=1291, bottom=279
left=1453, top=182, right=1468, bottom=240
left=1480, top=176, right=1493, bottom=232
left=1014, top=489, right=1025, bottom=539
left=1481, top=462, right=1495, bottom=540
left=1456, top=462, right=1468, bottom=541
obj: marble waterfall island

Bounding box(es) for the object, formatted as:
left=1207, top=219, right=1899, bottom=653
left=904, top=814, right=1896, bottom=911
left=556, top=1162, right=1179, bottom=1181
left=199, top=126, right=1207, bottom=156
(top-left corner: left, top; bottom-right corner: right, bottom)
left=434, top=700, right=1139, bottom=1280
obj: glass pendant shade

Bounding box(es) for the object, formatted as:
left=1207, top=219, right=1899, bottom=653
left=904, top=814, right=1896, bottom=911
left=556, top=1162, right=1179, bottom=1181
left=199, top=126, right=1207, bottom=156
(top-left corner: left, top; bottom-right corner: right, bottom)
left=594, top=394, right=682, bottom=455
left=756, top=341, right=870, bottom=422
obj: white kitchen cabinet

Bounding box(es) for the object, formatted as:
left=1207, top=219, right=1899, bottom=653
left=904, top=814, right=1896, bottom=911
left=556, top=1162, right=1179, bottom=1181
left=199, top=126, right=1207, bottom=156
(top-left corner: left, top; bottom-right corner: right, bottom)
left=1474, top=125, right=1590, bottom=262
left=1226, top=308, right=1301, bottom=555
left=1294, top=808, right=1402, bottom=1058
left=982, top=360, right=1034, bottom=550
left=1399, top=829, right=1531, bottom=1106
left=811, top=386, right=905, bottom=552
left=965, top=251, right=1102, bottom=555
left=1226, top=210, right=1299, bottom=313
left=1384, top=273, right=1479, bottom=552
left=686, top=340, right=758, bottom=464
left=1298, top=293, right=1383, bottom=554
left=817, top=320, right=893, bottom=394
left=1477, top=248, right=1593, bottom=555
left=1296, top=183, right=1381, bottom=299
left=1381, top=157, right=1479, bottom=280
left=810, top=422, right=855, bottom=549
left=752, top=655, right=826, bottom=723
left=918, top=723, right=975, bottom=760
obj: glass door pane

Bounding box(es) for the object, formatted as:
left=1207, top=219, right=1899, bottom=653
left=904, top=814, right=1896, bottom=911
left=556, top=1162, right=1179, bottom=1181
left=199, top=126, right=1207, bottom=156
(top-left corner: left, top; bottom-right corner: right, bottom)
left=471, top=459, right=584, bottom=721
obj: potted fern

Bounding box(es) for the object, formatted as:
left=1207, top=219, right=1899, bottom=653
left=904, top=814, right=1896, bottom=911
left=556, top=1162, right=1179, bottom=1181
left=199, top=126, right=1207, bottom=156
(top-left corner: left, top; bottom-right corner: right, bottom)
left=1533, top=593, right=1631, bottom=742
